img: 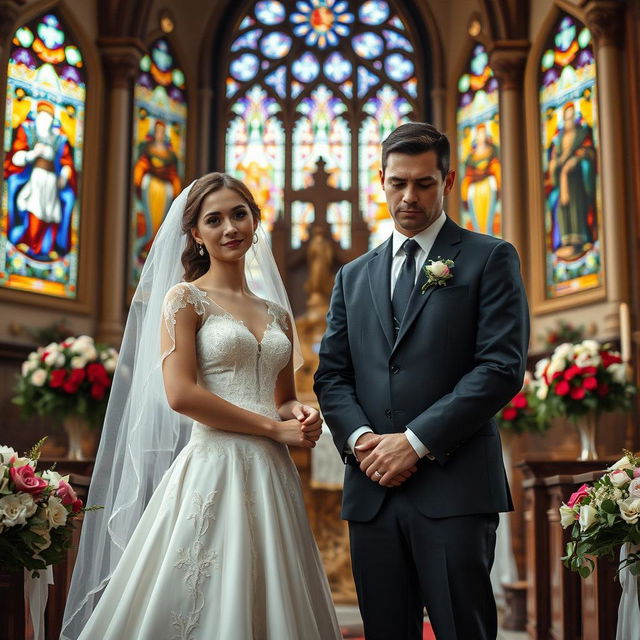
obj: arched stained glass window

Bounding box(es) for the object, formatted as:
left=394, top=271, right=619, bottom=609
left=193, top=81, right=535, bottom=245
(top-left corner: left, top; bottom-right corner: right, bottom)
left=1, top=12, right=86, bottom=298
left=223, top=0, right=422, bottom=250
left=539, top=13, right=601, bottom=299
left=129, top=38, right=187, bottom=288
left=456, top=43, right=501, bottom=238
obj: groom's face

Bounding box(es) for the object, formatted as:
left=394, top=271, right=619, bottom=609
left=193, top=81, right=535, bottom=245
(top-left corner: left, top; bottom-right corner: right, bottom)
left=380, top=150, right=455, bottom=237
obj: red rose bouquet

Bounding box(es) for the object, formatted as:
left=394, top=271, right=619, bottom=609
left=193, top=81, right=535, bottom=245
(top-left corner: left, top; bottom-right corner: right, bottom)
left=13, top=335, right=118, bottom=429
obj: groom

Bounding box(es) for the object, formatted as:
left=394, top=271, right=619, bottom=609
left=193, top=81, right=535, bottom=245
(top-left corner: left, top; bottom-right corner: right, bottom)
left=314, top=122, right=529, bottom=640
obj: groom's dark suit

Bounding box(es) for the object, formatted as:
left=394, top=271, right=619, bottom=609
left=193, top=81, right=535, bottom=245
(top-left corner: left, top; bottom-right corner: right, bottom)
left=314, top=216, right=529, bottom=639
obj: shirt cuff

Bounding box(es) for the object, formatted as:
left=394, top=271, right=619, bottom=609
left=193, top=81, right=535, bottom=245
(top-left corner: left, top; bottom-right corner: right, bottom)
left=404, top=429, right=434, bottom=460
left=346, top=426, right=374, bottom=455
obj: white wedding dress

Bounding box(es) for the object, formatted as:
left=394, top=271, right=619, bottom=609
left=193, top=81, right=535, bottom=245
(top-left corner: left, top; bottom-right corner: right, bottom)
left=78, top=282, right=341, bottom=640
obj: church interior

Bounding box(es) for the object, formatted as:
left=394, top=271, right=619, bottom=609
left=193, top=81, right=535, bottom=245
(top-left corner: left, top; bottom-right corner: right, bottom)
left=1, top=0, right=639, bottom=638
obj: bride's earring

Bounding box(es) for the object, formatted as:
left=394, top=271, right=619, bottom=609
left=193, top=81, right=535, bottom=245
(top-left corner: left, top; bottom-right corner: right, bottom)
left=198, top=243, right=205, bottom=256
left=252, top=233, right=259, bottom=245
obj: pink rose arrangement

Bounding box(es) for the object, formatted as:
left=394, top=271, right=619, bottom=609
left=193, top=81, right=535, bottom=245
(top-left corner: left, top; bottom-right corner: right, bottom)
left=533, top=340, right=636, bottom=424
left=495, top=372, right=549, bottom=434
left=13, top=335, right=118, bottom=429
left=559, top=450, right=640, bottom=578
left=0, top=438, right=99, bottom=573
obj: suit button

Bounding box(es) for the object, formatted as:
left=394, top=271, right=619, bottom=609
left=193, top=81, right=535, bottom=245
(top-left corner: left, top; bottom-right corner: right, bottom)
left=385, top=409, right=392, bottom=419
left=390, top=364, right=400, bottom=374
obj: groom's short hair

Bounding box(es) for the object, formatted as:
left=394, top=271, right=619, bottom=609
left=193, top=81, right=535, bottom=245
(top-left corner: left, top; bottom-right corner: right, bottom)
left=381, top=122, right=450, bottom=179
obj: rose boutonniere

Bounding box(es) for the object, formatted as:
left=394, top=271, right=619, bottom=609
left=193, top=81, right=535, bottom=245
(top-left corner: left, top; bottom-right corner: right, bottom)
left=421, top=258, right=454, bottom=293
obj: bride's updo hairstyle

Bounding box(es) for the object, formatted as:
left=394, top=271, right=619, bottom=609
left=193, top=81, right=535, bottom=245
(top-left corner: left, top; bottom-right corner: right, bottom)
left=181, top=172, right=262, bottom=281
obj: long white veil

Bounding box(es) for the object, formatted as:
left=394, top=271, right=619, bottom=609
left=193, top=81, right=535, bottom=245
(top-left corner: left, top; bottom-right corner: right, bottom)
left=61, top=179, right=301, bottom=639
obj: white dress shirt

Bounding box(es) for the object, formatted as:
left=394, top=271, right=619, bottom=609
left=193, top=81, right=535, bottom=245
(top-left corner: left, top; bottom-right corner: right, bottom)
left=346, top=212, right=447, bottom=460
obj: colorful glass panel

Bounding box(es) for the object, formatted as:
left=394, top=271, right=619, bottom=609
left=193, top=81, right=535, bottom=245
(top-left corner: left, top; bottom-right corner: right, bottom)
left=226, top=85, right=285, bottom=234
left=539, top=13, right=601, bottom=299
left=359, top=85, right=412, bottom=247
left=2, top=12, right=86, bottom=298
left=225, top=1, right=419, bottom=250
left=129, top=38, right=187, bottom=288
left=456, top=43, right=501, bottom=238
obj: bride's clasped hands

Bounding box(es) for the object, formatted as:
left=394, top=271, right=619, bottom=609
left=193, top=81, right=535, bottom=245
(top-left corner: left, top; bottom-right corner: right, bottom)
left=275, top=401, right=323, bottom=448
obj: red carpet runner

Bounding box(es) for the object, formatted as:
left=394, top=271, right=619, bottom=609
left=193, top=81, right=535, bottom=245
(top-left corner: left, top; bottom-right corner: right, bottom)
left=342, top=622, right=436, bottom=639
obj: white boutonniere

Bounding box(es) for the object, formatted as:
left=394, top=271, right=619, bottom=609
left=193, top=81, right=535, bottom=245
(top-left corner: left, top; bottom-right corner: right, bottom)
left=421, top=258, right=455, bottom=294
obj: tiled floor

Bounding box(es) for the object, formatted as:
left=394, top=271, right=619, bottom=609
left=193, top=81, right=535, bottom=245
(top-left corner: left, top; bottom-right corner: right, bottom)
left=335, top=605, right=528, bottom=639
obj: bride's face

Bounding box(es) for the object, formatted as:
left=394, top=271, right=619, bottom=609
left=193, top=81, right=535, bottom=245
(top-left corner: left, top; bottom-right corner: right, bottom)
left=191, top=187, right=258, bottom=263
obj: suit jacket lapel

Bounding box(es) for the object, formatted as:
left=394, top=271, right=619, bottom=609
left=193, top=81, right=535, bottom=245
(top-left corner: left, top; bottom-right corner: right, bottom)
left=367, top=237, right=395, bottom=349
left=393, top=217, right=462, bottom=352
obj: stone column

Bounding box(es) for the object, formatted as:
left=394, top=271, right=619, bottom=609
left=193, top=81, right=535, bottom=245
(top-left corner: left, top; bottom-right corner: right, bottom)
left=489, top=41, right=529, bottom=255
left=430, top=87, right=447, bottom=131
left=584, top=0, right=628, bottom=304
left=0, top=1, right=21, bottom=58
left=197, top=87, right=213, bottom=175
left=96, top=38, right=144, bottom=346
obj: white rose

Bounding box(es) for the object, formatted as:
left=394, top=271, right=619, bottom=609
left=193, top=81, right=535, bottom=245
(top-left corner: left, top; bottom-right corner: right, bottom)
left=629, top=478, right=640, bottom=499
left=44, top=495, right=68, bottom=528
left=534, top=358, right=549, bottom=380
left=44, top=342, right=60, bottom=353
left=559, top=505, right=578, bottom=528
left=546, top=356, right=566, bottom=380
left=578, top=504, right=598, bottom=531
left=54, top=353, right=66, bottom=368
left=609, top=469, right=631, bottom=487
left=0, top=493, right=37, bottom=527
left=62, top=336, right=76, bottom=348
left=0, top=446, right=17, bottom=464
left=30, top=369, right=47, bottom=387
left=428, top=261, right=450, bottom=278
left=579, top=340, right=600, bottom=355
left=536, top=383, right=549, bottom=400
left=608, top=363, right=627, bottom=385
left=554, top=342, right=575, bottom=360
left=27, top=351, right=40, bottom=363
left=41, top=469, right=67, bottom=487
left=618, top=497, right=640, bottom=524
left=103, top=357, right=117, bottom=373
left=608, top=455, right=634, bottom=471
left=21, top=360, right=36, bottom=377
left=43, top=351, right=60, bottom=366
left=70, top=355, right=87, bottom=369
left=575, top=351, right=601, bottom=368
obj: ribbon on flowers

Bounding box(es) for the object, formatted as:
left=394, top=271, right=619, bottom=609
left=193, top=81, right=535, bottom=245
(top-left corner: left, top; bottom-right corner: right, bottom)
left=616, top=543, right=640, bottom=640
left=23, top=565, right=54, bottom=640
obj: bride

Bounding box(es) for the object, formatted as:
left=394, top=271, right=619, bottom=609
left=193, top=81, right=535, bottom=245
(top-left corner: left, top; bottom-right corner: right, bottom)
left=61, top=173, right=342, bottom=639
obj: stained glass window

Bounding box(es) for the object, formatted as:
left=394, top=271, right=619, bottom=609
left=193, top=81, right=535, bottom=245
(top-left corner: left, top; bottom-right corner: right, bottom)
left=538, top=13, right=601, bottom=299
left=1, top=12, right=86, bottom=298
left=129, top=38, right=187, bottom=289
left=223, top=0, right=421, bottom=250
left=456, top=43, right=501, bottom=238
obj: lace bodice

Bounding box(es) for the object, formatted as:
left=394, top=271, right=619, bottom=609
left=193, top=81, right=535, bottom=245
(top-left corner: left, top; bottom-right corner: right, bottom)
left=162, top=282, right=292, bottom=421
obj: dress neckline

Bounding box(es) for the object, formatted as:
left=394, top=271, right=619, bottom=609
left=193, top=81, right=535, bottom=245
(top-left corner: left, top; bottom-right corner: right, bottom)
left=184, top=282, right=276, bottom=345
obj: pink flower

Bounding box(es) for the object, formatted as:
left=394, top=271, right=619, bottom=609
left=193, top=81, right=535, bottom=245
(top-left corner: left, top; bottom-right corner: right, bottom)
left=633, top=467, right=640, bottom=479
left=72, top=498, right=83, bottom=513
left=567, top=483, right=591, bottom=508
left=9, top=465, right=48, bottom=496
left=56, top=479, right=78, bottom=506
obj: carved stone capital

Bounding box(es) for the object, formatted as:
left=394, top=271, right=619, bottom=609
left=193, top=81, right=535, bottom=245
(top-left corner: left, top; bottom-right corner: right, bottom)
left=488, top=41, right=530, bottom=91
left=98, top=37, right=145, bottom=89
left=584, top=0, right=625, bottom=48
left=0, top=0, right=25, bottom=44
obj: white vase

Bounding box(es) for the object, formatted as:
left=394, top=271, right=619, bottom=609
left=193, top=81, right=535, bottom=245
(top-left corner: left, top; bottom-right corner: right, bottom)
left=575, top=412, right=599, bottom=461
left=63, top=415, right=90, bottom=460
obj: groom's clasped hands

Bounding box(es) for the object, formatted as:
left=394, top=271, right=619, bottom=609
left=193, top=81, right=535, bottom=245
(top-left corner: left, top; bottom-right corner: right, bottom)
left=355, top=433, right=419, bottom=487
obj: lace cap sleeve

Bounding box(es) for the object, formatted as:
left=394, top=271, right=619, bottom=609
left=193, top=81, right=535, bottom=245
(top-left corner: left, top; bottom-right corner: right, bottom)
left=267, top=300, right=291, bottom=333
left=161, top=282, right=210, bottom=361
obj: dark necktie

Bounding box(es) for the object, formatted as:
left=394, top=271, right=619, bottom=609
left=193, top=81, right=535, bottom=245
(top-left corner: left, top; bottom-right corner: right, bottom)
left=392, top=239, right=419, bottom=335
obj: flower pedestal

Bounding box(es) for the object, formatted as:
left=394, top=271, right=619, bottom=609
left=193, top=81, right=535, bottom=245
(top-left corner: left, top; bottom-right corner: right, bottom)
left=63, top=416, right=97, bottom=461
left=575, top=413, right=599, bottom=461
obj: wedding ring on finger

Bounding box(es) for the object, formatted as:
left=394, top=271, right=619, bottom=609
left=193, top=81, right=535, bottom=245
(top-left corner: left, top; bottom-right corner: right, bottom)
left=373, top=470, right=382, bottom=481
